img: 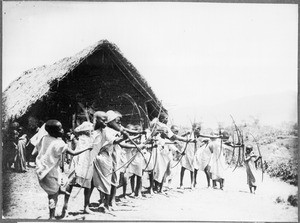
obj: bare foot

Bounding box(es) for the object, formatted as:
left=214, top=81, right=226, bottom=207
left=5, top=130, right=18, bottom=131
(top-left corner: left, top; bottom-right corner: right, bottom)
left=128, top=192, right=135, bottom=197
left=60, top=206, right=69, bottom=218
left=83, top=206, right=94, bottom=214
left=101, top=205, right=112, bottom=213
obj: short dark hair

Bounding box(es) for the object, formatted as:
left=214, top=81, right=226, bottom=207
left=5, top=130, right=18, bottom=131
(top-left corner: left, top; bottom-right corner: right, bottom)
left=159, top=113, right=168, bottom=122
left=45, top=120, right=63, bottom=138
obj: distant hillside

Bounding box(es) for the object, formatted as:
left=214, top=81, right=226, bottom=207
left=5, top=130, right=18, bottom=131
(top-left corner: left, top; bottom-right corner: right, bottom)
left=170, top=91, right=297, bottom=128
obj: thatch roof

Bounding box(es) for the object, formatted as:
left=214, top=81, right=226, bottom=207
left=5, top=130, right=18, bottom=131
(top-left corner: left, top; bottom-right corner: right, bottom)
left=2, top=40, right=165, bottom=122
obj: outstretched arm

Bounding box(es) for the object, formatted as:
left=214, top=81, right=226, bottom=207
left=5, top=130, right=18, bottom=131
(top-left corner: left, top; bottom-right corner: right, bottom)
left=170, top=134, right=193, bottom=143
left=66, top=146, right=92, bottom=156
left=119, top=142, right=145, bottom=150
left=199, top=133, right=220, bottom=139
left=224, top=141, right=243, bottom=148
left=123, top=126, right=146, bottom=135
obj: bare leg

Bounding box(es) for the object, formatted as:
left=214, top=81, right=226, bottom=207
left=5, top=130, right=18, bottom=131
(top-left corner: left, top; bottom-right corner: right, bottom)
left=154, top=180, right=159, bottom=192
left=179, top=166, right=185, bottom=188
left=253, top=186, right=257, bottom=194
left=109, top=186, right=117, bottom=208
left=130, top=175, right=135, bottom=194
left=99, top=191, right=105, bottom=206
left=160, top=170, right=168, bottom=192
left=220, top=178, right=224, bottom=190
left=204, top=166, right=211, bottom=187
left=135, top=176, right=142, bottom=196
left=48, top=192, right=58, bottom=219
left=139, top=175, right=142, bottom=193
left=148, top=172, right=154, bottom=194
left=212, top=180, right=217, bottom=188
left=193, top=169, right=198, bottom=187
left=190, top=170, right=194, bottom=188
left=62, top=185, right=73, bottom=217
left=122, top=173, right=127, bottom=198
left=103, top=193, right=111, bottom=212
left=84, top=187, right=94, bottom=214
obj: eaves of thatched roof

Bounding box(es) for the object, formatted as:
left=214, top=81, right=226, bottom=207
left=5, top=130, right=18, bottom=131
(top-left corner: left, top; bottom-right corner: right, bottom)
left=2, top=40, right=164, bottom=122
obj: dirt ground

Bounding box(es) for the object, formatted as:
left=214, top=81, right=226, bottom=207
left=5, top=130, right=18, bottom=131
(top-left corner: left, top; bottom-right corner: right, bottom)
left=2, top=163, right=298, bottom=222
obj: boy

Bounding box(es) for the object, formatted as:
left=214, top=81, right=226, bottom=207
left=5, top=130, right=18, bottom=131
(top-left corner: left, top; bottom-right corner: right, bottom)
left=61, top=121, right=95, bottom=217
left=244, top=145, right=261, bottom=193
left=33, top=120, right=92, bottom=219
left=93, top=111, right=145, bottom=212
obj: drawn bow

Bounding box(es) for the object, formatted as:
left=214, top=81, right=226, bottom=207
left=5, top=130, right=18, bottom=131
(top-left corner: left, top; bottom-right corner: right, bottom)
left=230, top=115, right=244, bottom=172
left=142, top=100, right=163, bottom=172
left=171, top=125, right=194, bottom=169
left=106, top=94, right=148, bottom=176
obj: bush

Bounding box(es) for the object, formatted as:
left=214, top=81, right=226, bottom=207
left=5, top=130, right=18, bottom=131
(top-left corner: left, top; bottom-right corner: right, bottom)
left=275, top=196, right=285, bottom=204
left=287, top=195, right=298, bottom=207
left=265, top=159, right=298, bottom=186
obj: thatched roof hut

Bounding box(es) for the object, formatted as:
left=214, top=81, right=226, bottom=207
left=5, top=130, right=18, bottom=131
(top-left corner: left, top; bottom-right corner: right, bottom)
left=2, top=40, right=166, bottom=130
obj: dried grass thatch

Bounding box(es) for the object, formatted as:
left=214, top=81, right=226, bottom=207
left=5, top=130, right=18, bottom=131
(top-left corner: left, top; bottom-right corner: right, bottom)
left=2, top=40, right=164, bottom=123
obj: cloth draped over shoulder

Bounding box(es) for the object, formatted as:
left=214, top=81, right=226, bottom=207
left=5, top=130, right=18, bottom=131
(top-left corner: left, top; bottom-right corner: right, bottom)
left=142, top=129, right=156, bottom=172
left=127, top=134, right=147, bottom=177
left=35, top=135, right=68, bottom=195
left=92, top=128, right=119, bottom=195
left=180, top=132, right=197, bottom=172
left=152, top=130, right=173, bottom=183
left=14, top=134, right=28, bottom=172
left=69, top=134, right=94, bottom=188
left=245, top=151, right=259, bottom=187
left=163, top=140, right=179, bottom=180
left=208, top=139, right=226, bottom=180
left=150, top=119, right=178, bottom=181
left=194, top=139, right=212, bottom=171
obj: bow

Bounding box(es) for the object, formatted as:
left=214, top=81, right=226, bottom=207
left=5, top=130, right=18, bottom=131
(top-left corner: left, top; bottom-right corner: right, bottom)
left=171, top=126, right=194, bottom=169
left=216, top=125, right=225, bottom=162
left=228, top=128, right=236, bottom=165
left=118, top=93, right=144, bottom=129
left=119, top=93, right=147, bottom=159
left=105, top=133, right=148, bottom=178
left=138, top=105, right=151, bottom=131
left=230, top=115, right=244, bottom=172
left=249, top=132, right=264, bottom=182
left=106, top=94, right=149, bottom=176
left=105, top=136, right=146, bottom=177
left=142, top=100, right=163, bottom=172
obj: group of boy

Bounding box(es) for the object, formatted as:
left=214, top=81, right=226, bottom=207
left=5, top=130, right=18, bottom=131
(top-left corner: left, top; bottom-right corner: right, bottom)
left=32, top=109, right=228, bottom=219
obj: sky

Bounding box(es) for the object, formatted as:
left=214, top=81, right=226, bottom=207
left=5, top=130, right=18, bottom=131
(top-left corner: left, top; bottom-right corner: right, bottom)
left=2, top=1, right=298, bottom=128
